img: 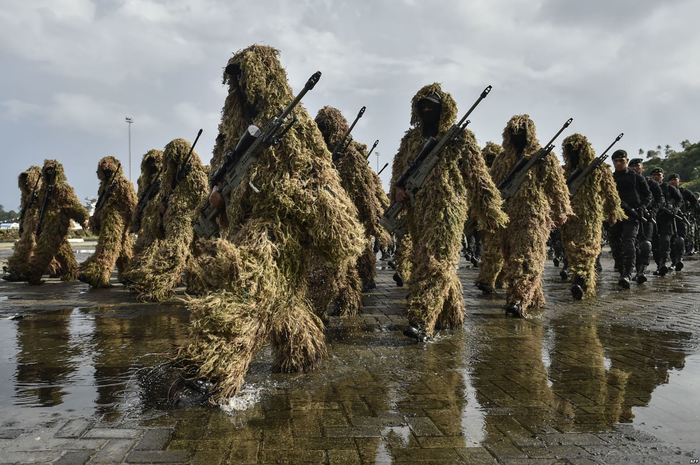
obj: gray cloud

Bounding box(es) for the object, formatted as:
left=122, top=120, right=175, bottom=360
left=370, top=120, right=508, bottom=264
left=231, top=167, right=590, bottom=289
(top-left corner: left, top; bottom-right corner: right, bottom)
left=1, top=0, right=698, bottom=210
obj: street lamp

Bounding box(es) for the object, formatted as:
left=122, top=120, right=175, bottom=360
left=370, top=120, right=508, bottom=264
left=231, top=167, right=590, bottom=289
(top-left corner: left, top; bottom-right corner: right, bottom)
left=125, top=116, right=133, bottom=181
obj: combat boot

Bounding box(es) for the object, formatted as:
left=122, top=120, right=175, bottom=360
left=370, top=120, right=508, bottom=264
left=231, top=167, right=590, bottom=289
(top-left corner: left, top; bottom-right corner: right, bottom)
left=475, top=281, right=494, bottom=295
left=618, top=274, right=631, bottom=289
left=559, top=268, right=569, bottom=281
left=403, top=325, right=429, bottom=342
left=675, top=261, right=684, bottom=272
left=635, top=272, right=647, bottom=284
left=392, top=272, right=403, bottom=287
left=505, top=302, right=524, bottom=318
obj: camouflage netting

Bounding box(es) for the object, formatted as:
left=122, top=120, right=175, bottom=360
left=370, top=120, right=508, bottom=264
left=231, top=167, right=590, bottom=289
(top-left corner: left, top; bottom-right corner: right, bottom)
left=5, top=166, right=42, bottom=280
left=479, top=115, right=572, bottom=315
left=124, top=139, right=208, bottom=301
left=481, top=141, right=503, bottom=168
left=27, top=160, right=89, bottom=285
left=79, top=156, right=137, bottom=287
left=389, top=83, right=507, bottom=336
left=182, top=45, right=365, bottom=401
left=132, top=149, right=164, bottom=254
left=560, top=134, right=625, bottom=298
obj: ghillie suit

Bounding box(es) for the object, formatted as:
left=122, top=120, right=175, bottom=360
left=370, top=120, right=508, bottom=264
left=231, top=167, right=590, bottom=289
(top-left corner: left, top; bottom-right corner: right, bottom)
left=389, top=83, right=507, bottom=337
left=460, top=142, right=504, bottom=268
left=354, top=140, right=392, bottom=283
left=79, top=156, right=137, bottom=287
left=131, top=149, right=164, bottom=255
left=481, top=141, right=503, bottom=168
left=312, top=106, right=390, bottom=310
left=479, top=115, right=572, bottom=316
left=27, top=160, right=89, bottom=285
left=4, top=166, right=42, bottom=281
left=124, top=139, right=208, bottom=301
left=181, top=45, right=364, bottom=402
left=560, top=134, right=625, bottom=299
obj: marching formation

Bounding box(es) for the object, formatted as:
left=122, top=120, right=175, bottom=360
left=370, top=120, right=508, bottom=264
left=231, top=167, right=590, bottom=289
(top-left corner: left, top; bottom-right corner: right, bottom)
left=3, top=45, right=700, bottom=403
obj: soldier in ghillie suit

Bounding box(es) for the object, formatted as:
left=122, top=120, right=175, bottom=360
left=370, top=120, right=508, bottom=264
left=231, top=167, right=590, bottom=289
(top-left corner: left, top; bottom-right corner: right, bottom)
left=390, top=83, right=508, bottom=339
left=131, top=149, right=163, bottom=255
left=560, top=134, right=626, bottom=300
left=124, top=139, right=207, bottom=301
left=313, top=106, right=389, bottom=305
left=27, top=160, right=89, bottom=285
left=480, top=115, right=572, bottom=317
left=181, top=45, right=364, bottom=402
left=3, top=166, right=43, bottom=281
left=481, top=141, right=503, bottom=168
left=78, top=157, right=137, bottom=287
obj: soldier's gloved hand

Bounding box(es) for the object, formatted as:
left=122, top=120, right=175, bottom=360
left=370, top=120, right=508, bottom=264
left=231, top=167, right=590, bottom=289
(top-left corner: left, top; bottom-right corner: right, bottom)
left=395, top=187, right=408, bottom=203
left=209, top=186, right=225, bottom=210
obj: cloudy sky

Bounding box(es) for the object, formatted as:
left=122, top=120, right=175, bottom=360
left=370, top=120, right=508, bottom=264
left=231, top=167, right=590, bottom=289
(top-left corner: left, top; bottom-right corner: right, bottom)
left=1, top=0, right=698, bottom=210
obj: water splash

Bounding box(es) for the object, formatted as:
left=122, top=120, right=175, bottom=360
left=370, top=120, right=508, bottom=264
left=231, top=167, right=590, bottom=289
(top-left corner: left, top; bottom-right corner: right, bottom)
left=220, top=385, right=263, bottom=414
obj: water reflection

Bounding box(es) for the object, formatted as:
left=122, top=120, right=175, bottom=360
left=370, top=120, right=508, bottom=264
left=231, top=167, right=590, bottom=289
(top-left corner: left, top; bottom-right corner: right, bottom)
left=14, top=308, right=78, bottom=406
left=548, top=314, right=630, bottom=431
left=598, top=324, right=693, bottom=423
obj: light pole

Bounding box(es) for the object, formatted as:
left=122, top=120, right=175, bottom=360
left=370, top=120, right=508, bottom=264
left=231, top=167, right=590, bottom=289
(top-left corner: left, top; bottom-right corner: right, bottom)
left=125, top=116, right=133, bottom=181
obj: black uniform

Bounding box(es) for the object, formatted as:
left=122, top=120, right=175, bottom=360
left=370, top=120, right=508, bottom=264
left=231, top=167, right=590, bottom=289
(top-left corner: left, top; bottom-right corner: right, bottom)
left=638, top=177, right=663, bottom=275
left=610, top=168, right=651, bottom=281
left=678, top=187, right=698, bottom=255
left=656, top=182, right=683, bottom=272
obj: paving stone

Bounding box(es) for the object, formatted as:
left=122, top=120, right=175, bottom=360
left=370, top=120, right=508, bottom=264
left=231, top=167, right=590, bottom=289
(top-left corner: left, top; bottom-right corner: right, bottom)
left=328, top=449, right=362, bottom=465
left=454, top=446, right=499, bottom=464
left=133, top=428, right=172, bottom=450
left=53, top=450, right=94, bottom=465
left=0, top=450, right=61, bottom=463
left=83, top=428, right=141, bottom=439
left=0, top=428, right=23, bottom=439
left=125, top=449, right=190, bottom=463
left=55, top=419, right=93, bottom=439
left=89, top=439, right=133, bottom=464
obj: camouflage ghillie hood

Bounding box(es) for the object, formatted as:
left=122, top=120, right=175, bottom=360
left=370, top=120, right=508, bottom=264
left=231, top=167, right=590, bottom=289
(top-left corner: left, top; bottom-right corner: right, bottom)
left=97, top=156, right=123, bottom=181
left=211, top=45, right=294, bottom=170
left=410, top=83, right=458, bottom=133
left=481, top=142, right=503, bottom=168
left=502, top=114, right=540, bottom=156
left=162, top=138, right=203, bottom=194
left=223, top=44, right=292, bottom=121
left=19, top=166, right=42, bottom=201
left=562, top=133, right=595, bottom=172
left=315, top=106, right=350, bottom=150
left=42, top=159, right=68, bottom=184
left=137, top=149, right=163, bottom=193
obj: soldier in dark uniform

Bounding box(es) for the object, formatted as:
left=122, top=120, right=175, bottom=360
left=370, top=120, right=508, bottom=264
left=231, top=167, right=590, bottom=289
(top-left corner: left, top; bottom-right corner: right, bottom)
left=668, top=174, right=698, bottom=268
left=646, top=167, right=666, bottom=274
left=609, top=150, right=651, bottom=289
left=627, top=158, right=656, bottom=283
left=654, top=170, right=683, bottom=275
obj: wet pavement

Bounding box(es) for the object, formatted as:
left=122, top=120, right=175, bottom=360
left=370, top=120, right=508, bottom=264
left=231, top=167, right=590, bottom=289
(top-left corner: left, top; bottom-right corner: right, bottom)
left=1, top=244, right=700, bottom=464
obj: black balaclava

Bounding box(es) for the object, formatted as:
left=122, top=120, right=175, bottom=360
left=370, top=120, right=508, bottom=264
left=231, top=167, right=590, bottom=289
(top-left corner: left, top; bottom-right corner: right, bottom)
left=417, top=93, right=442, bottom=138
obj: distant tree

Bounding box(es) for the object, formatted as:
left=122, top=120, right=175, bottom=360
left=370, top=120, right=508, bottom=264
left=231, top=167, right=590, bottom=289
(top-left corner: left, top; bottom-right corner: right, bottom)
left=643, top=140, right=700, bottom=189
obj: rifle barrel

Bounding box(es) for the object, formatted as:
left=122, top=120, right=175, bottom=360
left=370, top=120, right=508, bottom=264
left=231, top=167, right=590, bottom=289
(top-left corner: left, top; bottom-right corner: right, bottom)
left=366, top=139, right=379, bottom=159
left=333, top=106, right=366, bottom=158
